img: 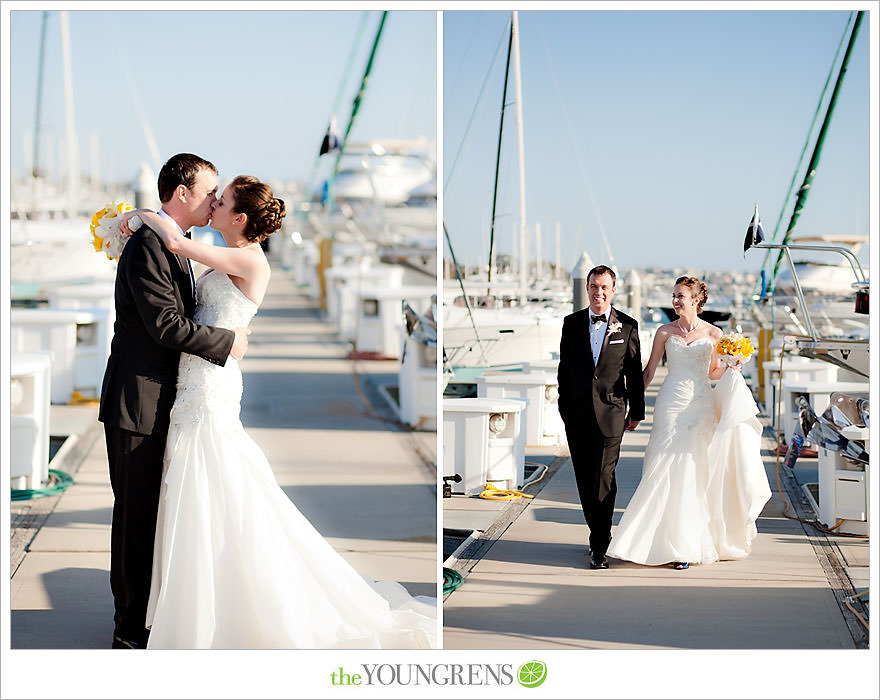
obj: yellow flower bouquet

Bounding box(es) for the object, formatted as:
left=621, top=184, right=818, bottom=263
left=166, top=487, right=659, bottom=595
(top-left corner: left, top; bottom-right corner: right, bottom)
left=90, top=202, right=135, bottom=260
left=716, top=332, right=755, bottom=367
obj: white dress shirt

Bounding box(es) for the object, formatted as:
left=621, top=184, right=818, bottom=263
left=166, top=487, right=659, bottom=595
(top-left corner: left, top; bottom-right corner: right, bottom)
left=588, top=308, right=610, bottom=365
left=157, top=208, right=194, bottom=296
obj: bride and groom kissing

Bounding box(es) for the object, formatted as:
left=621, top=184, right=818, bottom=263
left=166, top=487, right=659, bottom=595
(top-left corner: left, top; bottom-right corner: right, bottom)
left=99, top=153, right=436, bottom=650
left=557, top=265, right=771, bottom=572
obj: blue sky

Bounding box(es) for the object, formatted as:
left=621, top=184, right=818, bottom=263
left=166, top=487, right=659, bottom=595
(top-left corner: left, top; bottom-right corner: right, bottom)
left=443, top=9, right=872, bottom=274
left=7, top=9, right=436, bottom=185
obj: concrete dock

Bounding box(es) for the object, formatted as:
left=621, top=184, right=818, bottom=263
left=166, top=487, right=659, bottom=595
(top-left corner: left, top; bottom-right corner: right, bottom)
left=9, top=256, right=437, bottom=649
left=443, top=366, right=870, bottom=651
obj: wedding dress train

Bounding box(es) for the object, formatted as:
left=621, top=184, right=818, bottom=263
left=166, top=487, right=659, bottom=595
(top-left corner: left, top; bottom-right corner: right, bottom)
left=606, top=336, right=770, bottom=566
left=144, top=270, right=436, bottom=648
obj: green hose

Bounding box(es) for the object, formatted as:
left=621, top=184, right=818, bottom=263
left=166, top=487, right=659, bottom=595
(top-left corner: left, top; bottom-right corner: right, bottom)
left=11, top=469, right=74, bottom=501
left=443, top=567, right=464, bottom=595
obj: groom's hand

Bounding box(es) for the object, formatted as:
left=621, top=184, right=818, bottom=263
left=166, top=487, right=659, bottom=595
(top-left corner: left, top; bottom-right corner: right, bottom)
left=230, top=328, right=251, bottom=360
left=624, top=418, right=640, bottom=431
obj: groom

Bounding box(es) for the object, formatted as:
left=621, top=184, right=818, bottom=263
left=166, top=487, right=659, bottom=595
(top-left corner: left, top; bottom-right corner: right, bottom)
left=557, top=265, right=645, bottom=569
left=99, top=153, right=250, bottom=648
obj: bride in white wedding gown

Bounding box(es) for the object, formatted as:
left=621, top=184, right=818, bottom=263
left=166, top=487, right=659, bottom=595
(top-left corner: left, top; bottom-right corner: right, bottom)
left=607, top=276, right=771, bottom=570
left=123, top=176, right=436, bottom=649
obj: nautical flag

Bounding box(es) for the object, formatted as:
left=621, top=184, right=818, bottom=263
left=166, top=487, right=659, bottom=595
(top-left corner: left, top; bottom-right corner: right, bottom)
left=743, top=203, right=765, bottom=252
left=319, top=115, right=341, bottom=156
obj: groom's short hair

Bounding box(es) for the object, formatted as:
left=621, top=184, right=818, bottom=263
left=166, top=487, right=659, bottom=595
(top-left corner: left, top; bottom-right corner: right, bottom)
left=158, top=153, right=218, bottom=203
left=587, top=265, right=616, bottom=285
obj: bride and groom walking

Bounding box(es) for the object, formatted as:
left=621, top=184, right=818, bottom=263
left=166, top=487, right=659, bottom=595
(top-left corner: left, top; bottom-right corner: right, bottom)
left=99, top=153, right=435, bottom=650
left=557, top=265, right=771, bottom=571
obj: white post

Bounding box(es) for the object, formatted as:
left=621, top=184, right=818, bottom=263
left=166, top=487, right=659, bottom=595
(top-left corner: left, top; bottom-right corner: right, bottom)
left=629, top=268, right=642, bottom=322
left=555, top=221, right=562, bottom=281
left=23, top=131, right=33, bottom=178
left=572, top=251, right=593, bottom=312
left=60, top=11, right=78, bottom=218
left=90, top=131, right=100, bottom=186
left=535, top=221, right=542, bottom=284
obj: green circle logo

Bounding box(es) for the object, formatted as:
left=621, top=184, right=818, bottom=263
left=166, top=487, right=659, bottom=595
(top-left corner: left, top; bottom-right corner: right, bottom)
left=517, top=660, right=547, bottom=688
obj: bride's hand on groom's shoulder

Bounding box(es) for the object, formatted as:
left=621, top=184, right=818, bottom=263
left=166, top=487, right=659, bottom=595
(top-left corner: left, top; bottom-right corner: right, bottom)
left=119, top=209, right=150, bottom=236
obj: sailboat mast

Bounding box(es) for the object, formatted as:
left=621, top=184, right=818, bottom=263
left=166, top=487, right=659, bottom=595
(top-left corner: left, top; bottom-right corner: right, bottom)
left=328, top=11, right=388, bottom=235
left=59, top=11, right=78, bottom=217
left=32, top=11, right=49, bottom=179
left=487, top=18, right=514, bottom=284
left=511, top=11, right=528, bottom=302
left=766, top=10, right=864, bottom=295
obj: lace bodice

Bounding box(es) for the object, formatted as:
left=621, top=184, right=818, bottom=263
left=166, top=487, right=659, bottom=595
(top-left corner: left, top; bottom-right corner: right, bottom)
left=170, top=270, right=258, bottom=426
left=650, top=335, right=717, bottom=452
left=664, top=335, right=714, bottom=382
left=192, top=268, right=258, bottom=329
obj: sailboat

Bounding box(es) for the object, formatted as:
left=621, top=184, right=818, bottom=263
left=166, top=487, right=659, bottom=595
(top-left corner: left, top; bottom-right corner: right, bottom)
left=740, top=10, right=869, bottom=381
left=10, top=11, right=141, bottom=301
left=443, top=11, right=570, bottom=379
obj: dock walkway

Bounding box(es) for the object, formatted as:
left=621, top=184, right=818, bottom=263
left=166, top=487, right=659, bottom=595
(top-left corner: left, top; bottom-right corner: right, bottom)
left=9, top=255, right=437, bottom=649
left=443, top=366, right=869, bottom=651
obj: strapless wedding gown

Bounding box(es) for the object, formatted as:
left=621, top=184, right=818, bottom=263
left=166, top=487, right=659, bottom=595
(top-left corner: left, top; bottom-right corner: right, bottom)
left=606, top=336, right=771, bottom=566
left=144, top=270, right=436, bottom=648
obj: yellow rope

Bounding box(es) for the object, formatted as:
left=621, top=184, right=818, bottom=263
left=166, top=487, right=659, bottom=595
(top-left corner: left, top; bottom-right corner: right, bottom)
left=479, top=482, right=535, bottom=501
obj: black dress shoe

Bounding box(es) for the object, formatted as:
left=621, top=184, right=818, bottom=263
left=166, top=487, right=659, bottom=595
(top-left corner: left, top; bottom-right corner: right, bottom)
left=112, top=634, right=145, bottom=649
left=589, top=553, right=609, bottom=569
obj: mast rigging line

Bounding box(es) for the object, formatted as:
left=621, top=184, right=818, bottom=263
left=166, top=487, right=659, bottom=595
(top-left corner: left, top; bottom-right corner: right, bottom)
left=752, top=11, right=856, bottom=297
left=536, top=18, right=616, bottom=272
left=443, top=220, right=490, bottom=367
left=487, top=18, right=515, bottom=284
left=106, top=14, right=161, bottom=172
left=304, top=11, right=371, bottom=205
left=443, top=11, right=491, bottom=120
left=327, top=10, right=389, bottom=240
left=443, top=16, right=511, bottom=194
left=767, top=10, right=865, bottom=295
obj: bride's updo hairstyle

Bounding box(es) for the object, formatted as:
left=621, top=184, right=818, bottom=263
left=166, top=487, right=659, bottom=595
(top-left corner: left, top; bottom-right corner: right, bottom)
left=675, top=275, right=709, bottom=313
left=229, top=175, right=286, bottom=243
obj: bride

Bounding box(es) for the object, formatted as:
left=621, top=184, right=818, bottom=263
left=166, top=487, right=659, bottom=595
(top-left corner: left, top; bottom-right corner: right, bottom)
left=121, top=176, right=436, bottom=649
left=607, top=276, right=771, bottom=570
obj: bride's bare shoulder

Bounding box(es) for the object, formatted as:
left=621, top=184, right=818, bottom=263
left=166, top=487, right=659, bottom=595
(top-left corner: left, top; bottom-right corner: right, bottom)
left=706, top=324, right=724, bottom=340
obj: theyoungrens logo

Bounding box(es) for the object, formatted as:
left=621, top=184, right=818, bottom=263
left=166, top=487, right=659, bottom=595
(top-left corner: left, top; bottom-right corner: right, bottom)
left=329, top=661, right=547, bottom=688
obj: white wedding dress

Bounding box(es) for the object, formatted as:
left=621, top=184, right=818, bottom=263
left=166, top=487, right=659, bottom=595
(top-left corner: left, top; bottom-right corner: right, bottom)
left=145, top=270, right=436, bottom=648
left=606, top=336, right=771, bottom=566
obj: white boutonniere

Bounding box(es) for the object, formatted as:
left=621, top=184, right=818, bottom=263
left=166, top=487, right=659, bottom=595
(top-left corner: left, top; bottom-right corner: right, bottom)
left=608, top=321, right=623, bottom=335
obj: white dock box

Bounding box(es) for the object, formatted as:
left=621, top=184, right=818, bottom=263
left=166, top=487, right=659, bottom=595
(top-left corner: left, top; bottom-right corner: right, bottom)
left=818, top=425, right=869, bottom=536
left=10, top=353, right=52, bottom=490
left=443, top=397, right=525, bottom=496
left=476, top=371, right=564, bottom=446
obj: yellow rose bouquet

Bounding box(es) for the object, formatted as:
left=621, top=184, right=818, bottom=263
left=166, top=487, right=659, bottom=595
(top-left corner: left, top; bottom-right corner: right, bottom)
left=715, top=332, right=755, bottom=368
left=90, top=202, right=136, bottom=260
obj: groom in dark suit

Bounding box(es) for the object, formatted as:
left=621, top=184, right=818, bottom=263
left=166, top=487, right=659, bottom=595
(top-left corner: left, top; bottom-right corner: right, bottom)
left=99, top=153, right=250, bottom=648
left=557, top=265, right=645, bottom=569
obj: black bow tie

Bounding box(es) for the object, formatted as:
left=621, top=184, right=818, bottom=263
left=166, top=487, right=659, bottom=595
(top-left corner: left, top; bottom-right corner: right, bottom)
left=591, top=313, right=607, bottom=325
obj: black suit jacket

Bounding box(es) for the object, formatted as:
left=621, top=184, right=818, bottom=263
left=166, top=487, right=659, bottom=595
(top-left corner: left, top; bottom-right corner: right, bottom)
left=557, top=306, right=645, bottom=437
left=99, top=225, right=235, bottom=435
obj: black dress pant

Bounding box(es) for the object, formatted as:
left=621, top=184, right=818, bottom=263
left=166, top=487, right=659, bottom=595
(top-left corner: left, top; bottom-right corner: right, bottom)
left=105, top=423, right=167, bottom=646
left=564, top=408, right=623, bottom=558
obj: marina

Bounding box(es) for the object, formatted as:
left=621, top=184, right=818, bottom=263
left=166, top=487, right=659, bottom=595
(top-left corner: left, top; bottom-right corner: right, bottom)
left=10, top=255, right=438, bottom=647
left=442, top=364, right=869, bottom=650
left=3, top=5, right=876, bottom=697
left=439, top=8, right=871, bottom=670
